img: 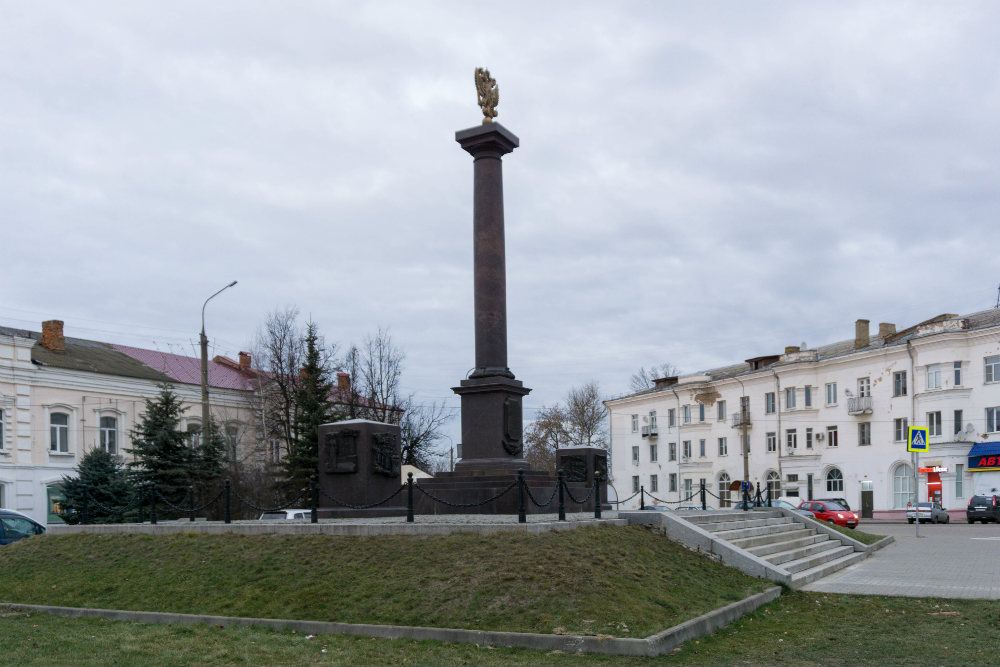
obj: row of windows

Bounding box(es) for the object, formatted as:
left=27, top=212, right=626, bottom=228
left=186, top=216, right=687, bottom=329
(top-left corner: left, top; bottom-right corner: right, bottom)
left=39, top=413, right=244, bottom=455
left=629, top=407, right=1000, bottom=465
left=630, top=357, right=1000, bottom=430
left=632, top=462, right=968, bottom=509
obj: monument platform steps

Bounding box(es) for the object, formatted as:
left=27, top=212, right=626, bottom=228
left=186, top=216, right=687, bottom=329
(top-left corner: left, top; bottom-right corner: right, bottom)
left=681, top=510, right=867, bottom=587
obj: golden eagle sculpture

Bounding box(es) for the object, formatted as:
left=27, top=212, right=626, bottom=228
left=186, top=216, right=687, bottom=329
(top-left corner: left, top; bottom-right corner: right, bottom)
left=475, top=67, right=498, bottom=124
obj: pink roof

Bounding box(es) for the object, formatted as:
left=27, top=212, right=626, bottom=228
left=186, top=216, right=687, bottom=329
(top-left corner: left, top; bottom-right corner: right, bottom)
left=112, top=344, right=257, bottom=391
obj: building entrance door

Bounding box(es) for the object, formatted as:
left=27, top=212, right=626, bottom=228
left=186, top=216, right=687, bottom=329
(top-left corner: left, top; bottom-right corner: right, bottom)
left=860, top=480, right=874, bottom=519
left=807, top=474, right=814, bottom=500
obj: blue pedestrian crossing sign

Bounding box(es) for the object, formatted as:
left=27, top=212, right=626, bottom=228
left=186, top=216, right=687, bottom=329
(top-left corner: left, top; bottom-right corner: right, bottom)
left=907, top=426, right=929, bottom=452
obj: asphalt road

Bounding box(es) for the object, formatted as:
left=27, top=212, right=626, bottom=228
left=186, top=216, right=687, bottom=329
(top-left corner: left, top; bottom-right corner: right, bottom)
left=803, top=520, right=1000, bottom=599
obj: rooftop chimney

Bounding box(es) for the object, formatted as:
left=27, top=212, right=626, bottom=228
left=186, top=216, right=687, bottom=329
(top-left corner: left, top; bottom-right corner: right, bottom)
left=854, top=319, right=870, bottom=350
left=40, top=320, right=65, bottom=353
left=878, top=322, right=896, bottom=339
left=238, top=351, right=252, bottom=371
left=784, top=345, right=800, bottom=354
left=337, top=372, right=351, bottom=392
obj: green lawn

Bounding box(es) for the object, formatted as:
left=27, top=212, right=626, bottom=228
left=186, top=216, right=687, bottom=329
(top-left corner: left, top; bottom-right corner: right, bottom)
left=2, top=592, right=997, bottom=666
left=0, top=525, right=770, bottom=638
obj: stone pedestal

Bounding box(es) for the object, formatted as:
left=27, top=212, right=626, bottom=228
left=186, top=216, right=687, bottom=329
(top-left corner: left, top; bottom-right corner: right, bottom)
left=317, top=419, right=406, bottom=517
left=556, top=447, right=609, bottom=487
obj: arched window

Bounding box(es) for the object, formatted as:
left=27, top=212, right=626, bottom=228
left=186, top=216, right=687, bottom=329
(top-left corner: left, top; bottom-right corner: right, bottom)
left=826, top=468, right=844, bottom=492
left=717, top=472, right=732, bottom=508
left=893, top=463, right=914, bottom=509
left=765, top=470, right=781, bottom=498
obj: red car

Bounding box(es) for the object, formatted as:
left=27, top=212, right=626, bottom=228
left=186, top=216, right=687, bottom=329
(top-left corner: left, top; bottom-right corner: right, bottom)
left=798, top=500, right=859, bottom=529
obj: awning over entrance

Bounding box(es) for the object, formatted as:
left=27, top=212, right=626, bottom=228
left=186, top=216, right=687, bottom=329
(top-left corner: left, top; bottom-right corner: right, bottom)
left=968, top=442, right=1000, bottom=472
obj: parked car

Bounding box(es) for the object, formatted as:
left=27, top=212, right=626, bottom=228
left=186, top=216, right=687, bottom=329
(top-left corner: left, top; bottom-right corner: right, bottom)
left=907, top=502, right=950, bottom=524
left=258, top=509, right=312, bottom=520
left=639, top=505, right=671, bottom=511
left=0, top=509, right=46, bottom=545
left=798, top=500, right=859, bottom=528
left=966, top=494, right=1000, bottom=524
left=733, top=498, right=816, bottom=518
left=676, top=505, right=714, bottom=511
left=816, top=497, right=851, bottom=511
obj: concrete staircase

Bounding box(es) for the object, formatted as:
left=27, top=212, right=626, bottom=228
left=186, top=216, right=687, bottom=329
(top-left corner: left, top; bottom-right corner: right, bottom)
left=626, top=508, right=871, bottom=588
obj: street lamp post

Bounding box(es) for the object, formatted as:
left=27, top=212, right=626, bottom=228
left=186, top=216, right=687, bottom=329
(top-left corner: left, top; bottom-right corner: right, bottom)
left=201, top=281, right=238, bottom=433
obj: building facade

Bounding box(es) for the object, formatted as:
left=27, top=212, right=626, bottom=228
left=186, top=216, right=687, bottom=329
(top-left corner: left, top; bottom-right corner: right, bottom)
left=607, top=310, right=1000, bottom=517
left=0, top=321, right=262, bottom=524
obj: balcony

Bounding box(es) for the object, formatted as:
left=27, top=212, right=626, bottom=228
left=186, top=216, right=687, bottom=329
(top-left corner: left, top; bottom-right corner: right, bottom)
left=641, top=425, right=658, bottom=438
left=847, top=395, right=873, bottom=415
left=730, top=411, right=752, bottom=429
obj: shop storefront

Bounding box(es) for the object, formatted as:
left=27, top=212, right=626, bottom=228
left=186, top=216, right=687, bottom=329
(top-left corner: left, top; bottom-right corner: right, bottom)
left=967, top=442, right=1000, bottom=495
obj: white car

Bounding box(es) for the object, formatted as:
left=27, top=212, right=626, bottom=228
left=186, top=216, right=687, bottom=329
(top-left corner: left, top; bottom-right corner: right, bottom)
left=258, top=509, right=312, bottom=520
left=906, top=502, right=950, bottom=524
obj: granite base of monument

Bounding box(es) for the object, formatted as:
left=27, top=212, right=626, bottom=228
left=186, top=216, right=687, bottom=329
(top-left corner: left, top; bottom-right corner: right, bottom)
left=317, top=419, right=407, bottom=518
left=412, top=470, right=602, bottom=516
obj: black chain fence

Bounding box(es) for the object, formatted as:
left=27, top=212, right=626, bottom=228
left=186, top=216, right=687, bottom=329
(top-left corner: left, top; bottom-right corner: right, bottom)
left=68, top=468, right=608, bottom=526
left=627, top=480, right=776, bottom=512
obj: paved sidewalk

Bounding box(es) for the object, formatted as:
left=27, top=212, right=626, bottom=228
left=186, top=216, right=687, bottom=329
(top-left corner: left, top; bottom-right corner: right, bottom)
left=803, top=520, right=1000, bottom=598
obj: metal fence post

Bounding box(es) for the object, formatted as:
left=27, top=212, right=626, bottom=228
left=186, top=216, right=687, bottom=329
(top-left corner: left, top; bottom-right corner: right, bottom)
left=81, top=486, right=89, bottom=526
left=700, top=479, right=707, bottom=510
left=766, top=482, right=772, bottom=507
left=557, top=468, right=566, bottom=521
left=224, top=479, right=231, bottom=524
left=310, top=475, right=319, bottom=524
left=594, top=472, right=602, bottom=519
left=640, top=485, right=646, bottom=510
left=517, top=470, right=526, bottom=523
left=406, top=472, right=414, bottom=523
left=150, top=484, right=158, bottom=525
left=189, top=485, right=196, bottom=522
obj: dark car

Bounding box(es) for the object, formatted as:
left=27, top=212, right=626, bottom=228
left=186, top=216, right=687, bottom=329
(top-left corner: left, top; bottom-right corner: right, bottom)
left=966, top=494, right=1000, bottom=524
left=0, top=509, right=46, bottom=545
left=816, top=497, right=851, bottom=511
left=798, top=500, right=859, bottom=528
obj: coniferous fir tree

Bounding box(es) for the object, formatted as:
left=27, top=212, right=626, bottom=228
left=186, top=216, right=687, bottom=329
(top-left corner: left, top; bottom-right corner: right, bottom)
left=59, top=448, right=137, bottom=524
left=283, top=322, right=336, bottom=492
left=128, top=384, right=226, bottom=504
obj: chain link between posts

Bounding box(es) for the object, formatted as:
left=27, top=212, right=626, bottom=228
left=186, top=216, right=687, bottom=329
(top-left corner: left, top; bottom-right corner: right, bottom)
left=317, top=483, right=406, bottom=510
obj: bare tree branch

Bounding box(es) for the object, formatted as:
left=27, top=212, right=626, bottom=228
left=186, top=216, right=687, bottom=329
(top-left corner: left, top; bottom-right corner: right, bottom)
left=629, top=362, right=682, bottom=393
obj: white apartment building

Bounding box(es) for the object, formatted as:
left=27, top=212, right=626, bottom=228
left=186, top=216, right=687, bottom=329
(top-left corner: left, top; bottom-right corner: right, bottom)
left=607, top=309, right=1000, bottom=518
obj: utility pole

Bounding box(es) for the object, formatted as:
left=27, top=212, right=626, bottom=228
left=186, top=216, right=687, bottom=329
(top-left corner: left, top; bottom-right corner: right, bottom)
left=201, top=281, right=238, bottom=435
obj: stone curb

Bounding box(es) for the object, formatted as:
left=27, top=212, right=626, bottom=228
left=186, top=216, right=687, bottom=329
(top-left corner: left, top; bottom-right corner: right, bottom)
left=46, top=518, right=627, bottom=538
left=3, top=587, right=782, bottom=657
left=866, top=535, right=895, bottom=553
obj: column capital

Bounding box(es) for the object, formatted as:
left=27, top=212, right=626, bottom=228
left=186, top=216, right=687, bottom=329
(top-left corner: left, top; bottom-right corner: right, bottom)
left=456, top=122, right=519, bottom=158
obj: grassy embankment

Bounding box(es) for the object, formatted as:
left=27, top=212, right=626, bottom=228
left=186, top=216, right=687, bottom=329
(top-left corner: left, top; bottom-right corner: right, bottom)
left=0, top=525, right=770, bottom=638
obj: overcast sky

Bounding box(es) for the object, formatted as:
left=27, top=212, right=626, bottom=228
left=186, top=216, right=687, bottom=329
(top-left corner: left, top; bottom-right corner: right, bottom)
left=4, top=2, right=999, bottom=456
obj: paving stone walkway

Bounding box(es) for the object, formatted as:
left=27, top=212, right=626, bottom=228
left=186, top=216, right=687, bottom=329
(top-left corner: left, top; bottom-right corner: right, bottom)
left=802, top=520, right=1000, bottom=599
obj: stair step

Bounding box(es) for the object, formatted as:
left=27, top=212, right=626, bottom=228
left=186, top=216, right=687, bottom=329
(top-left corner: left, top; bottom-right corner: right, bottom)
left=746, top=533, right=830, bottom=557
left=727, top=526, right=820, bottom=549
left=789, top=550, right=868, bottom=588
left=763, top=539, right=842, bottom=566
left=712, top=521, right=803, bottom=542
left=782, top=545, right=857, bottom=574
left=691, top=516, right=792, bottom=532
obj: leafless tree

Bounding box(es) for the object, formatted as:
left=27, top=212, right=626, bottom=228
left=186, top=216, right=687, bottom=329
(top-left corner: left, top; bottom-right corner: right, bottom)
left=522, top=404, right=568, bottom=473
left=348, top=327, right=452, bottom=469
left=629, top=362, right=682, bottom=393
left=563, top=381, right=609, bottom=450
left=248, top=307, right=338, bottom=465
left=352, top=327, right=404, bottom=424
left=398, top=397, right=451, bottom=470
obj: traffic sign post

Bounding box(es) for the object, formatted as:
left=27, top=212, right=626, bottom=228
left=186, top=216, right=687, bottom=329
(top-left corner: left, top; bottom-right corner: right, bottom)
left=908, top=427, right=929, bottom=537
